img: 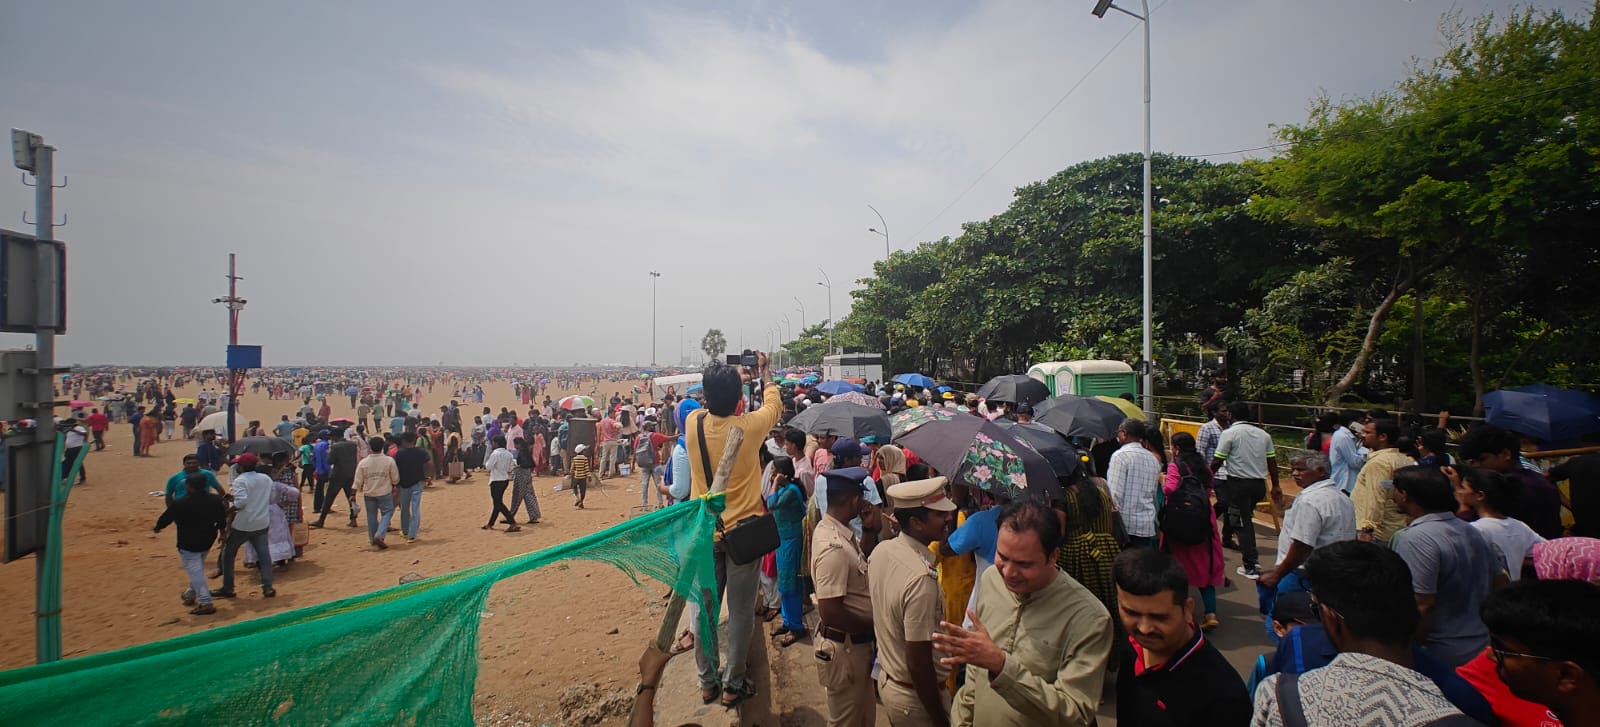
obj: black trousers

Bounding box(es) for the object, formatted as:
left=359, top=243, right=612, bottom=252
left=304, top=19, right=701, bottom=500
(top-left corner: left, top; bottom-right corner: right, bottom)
left=1226, top=477, right=1267, bottom=568
left=62, top=446, right=85, bottom=483
left=486, top=480, right=514, bottom=527
left=318, top=476, right=354, bottom=517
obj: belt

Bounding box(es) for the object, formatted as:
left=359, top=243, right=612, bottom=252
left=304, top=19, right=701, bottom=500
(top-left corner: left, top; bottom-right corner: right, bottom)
left=883, top=675, right=914, bottom=689
left=819, top=626, right=874, bottom=644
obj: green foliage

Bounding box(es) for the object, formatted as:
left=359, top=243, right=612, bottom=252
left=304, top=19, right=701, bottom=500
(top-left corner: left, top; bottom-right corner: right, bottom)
left=779, top=321, right=834, bottom=366
left=700, top=329, right=727, bottom=362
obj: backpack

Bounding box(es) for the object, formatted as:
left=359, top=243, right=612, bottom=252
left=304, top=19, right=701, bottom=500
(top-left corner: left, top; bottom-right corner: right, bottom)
left=1158, top=463, right=1214, bottom=545
left=634, top=432, right=657, bottom=467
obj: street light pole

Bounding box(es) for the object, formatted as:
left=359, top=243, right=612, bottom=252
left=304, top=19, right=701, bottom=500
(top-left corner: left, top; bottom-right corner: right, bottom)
left=794, top=297, right=806, bottom=330
left=868, top=204, right=892, bottom=372
left=1092, top=0, right=1153, bottom=413
left=816, top=267, right=833, bottom=355
left=649, top=271, right=661, bottom=366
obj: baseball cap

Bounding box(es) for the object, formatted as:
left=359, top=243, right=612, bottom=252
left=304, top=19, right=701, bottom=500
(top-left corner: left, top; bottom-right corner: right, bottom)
left=829, top=437, right=870, bottom=458
left=1272, top=591, right=1317, bottom=625
left=234, top=453, right=260, bottom=470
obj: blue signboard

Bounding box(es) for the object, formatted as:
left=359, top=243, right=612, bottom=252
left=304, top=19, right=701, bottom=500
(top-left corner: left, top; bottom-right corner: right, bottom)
left=226, top=344, right=262, bottom=369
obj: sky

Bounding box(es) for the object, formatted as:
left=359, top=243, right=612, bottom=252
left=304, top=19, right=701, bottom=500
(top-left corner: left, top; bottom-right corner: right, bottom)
left=1, top=0, right=1590, bottom=367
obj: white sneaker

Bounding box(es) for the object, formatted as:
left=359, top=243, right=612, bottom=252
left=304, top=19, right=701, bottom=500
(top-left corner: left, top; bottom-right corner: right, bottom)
left=1236, top=565, right=1261, bottom=580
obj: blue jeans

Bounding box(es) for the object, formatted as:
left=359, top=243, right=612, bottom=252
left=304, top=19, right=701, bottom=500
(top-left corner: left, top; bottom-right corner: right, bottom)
left=365, top=494, right=395, bottom=543
left=179, top=548, right=212, bottom=605
left=220, top=528, right=273, bottom=592
left=397, top=483, right=424, bottom=539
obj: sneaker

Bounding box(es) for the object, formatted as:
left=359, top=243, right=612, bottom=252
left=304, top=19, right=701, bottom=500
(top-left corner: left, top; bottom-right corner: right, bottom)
left=181, top=591, right=196, bottom=607
left=1236, top=565, right=1261, bottom=580
left=189, top=603, right=217, bottom=615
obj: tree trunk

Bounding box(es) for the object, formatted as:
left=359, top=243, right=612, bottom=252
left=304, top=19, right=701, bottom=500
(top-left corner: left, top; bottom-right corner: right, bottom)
left=1323, top=279, right=1409, bottom=407
left=1470, top=291, right=1485, bottom=417
left=1411, top=286, right=1426, bottom=414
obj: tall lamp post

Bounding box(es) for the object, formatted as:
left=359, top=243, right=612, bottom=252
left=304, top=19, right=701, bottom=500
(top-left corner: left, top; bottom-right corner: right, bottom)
left=816, top=267, right=833, bottom=355
left=1092, top=0, right=1153, bottom=413
left=867, top=203, right=892, bottom=371
left=648, top=271, right=661, bottom=366
left=794, top=297, right=806, bottom=330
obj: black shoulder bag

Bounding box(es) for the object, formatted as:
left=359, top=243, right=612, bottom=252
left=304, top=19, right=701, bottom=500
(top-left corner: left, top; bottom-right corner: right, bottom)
left=697, top=410, right=778, bottom=565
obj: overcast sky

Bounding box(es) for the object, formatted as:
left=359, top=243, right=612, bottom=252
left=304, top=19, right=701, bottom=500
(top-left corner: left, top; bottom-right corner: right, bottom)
left=1, top=0, right=1588, bottom=367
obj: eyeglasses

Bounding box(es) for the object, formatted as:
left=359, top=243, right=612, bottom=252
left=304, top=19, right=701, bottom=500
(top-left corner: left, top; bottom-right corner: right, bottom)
left=1489, top=642, right=1559, bottom=664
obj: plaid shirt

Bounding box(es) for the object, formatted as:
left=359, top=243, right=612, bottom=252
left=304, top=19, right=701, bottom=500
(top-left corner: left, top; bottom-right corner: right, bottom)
left=1108, top=442, right=1163, bottom=538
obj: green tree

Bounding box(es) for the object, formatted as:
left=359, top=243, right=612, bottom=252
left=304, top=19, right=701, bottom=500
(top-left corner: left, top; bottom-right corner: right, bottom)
left=700, top=329, right=727, bottom=362
left=780, top=322, right=834, bottom=366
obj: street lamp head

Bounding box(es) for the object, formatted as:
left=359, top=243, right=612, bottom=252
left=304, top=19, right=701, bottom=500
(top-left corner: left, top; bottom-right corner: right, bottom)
left=1091, top=0, right=1115, bottom=17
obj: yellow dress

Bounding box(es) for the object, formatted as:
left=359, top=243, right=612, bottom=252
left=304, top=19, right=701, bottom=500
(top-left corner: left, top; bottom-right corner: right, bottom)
left=930, top=510, right=978, bottom=692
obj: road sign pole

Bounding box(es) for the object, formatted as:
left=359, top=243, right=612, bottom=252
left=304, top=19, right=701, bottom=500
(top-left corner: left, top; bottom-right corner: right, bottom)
left=30, top=140, right=61, bottom=663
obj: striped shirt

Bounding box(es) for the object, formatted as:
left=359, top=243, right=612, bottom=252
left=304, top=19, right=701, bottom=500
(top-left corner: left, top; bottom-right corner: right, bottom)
left=570, top=454, right=591, bottom=481
left=1108, top=442, right=1163, bottom=538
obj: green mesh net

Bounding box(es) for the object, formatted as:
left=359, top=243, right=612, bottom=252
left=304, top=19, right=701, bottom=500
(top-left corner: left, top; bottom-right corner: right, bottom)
left=0, top=493, right=725, bottom=726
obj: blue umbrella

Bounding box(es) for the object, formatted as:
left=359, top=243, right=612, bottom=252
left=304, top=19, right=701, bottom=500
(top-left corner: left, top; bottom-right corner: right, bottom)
left=816, top=380, right=865, bottom=396
left=893, top=373, right=937, bottom=389
left=686, top=383, right=704, bottom=395
left=1484, top=383, right=1600, bottom=446
left=937, top=385, right=953, bottom=393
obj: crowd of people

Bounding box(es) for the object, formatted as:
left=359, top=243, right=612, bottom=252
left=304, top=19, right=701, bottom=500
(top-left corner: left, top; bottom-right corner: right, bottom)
left=110, top=359, right=1600, bottom=726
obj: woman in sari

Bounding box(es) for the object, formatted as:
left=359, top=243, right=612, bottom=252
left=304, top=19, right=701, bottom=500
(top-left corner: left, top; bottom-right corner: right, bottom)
left=246, top=452, right=303, bottom=568
left=429, top=422, right=446, bottom=479
left=765, top=457, right=808, bottom=646
left=139, top=406, right=162, bottom=456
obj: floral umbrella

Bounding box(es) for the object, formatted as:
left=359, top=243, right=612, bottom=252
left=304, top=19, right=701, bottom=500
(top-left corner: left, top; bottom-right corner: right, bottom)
left=890, top=408, right=1060, bottom=502
left=828, top=391, right=886, bottom=410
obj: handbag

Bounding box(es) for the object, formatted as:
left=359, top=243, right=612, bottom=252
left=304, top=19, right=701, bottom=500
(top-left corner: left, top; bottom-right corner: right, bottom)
left=291, top=521, right=310, bottom=548
left=697, top=410, right=778, bottom=566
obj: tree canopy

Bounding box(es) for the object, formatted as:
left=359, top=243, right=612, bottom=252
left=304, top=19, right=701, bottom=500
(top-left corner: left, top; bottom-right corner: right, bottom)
left=835, top=4, right=1600, bottom=410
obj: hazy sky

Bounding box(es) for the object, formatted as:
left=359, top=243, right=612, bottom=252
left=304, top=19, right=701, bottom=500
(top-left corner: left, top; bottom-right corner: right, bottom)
left=2, top=0, right=1588, bottom=367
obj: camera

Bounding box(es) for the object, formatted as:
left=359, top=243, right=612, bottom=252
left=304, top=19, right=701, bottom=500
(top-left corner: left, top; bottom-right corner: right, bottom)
left=727, top=350, right=759, bottom=367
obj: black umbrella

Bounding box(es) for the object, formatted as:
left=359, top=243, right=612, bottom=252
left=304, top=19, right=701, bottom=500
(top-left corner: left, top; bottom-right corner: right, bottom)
left=226, top=436, right=296, bottom=457
left=1032, top=395, right=1129, bottom=441
left=992, top=419, right=1082, bottom=482
left=890, top=408, right=1061, bottom=502
left=786, top=401, right=892, bottom=441
left=976, top=374, right=1051, bottom=406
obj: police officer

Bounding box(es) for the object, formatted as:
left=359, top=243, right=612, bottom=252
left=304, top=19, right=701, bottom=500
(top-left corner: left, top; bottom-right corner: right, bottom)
left=870, top=476, right=958, bottom=727
left=811, top=466, right=882, bottom=727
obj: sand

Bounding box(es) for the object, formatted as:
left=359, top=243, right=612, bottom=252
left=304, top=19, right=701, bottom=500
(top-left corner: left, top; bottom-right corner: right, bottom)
left=0, top=376, right=667, bottom=726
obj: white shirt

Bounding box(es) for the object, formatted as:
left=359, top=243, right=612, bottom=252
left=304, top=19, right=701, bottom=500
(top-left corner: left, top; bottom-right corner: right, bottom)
left=1214, top=421, right=1276, bottom=480
left=229, top=471, right=277, bottom=532
left=1107, top=441, right=1163, bottom=538
left=814, top=474, right=882, bottom=539
left=1276, top=477, right=1356, bottom=566
left=485, top=447, right=517, bottom=481
left=1471, top=517, right=1545, bottom=580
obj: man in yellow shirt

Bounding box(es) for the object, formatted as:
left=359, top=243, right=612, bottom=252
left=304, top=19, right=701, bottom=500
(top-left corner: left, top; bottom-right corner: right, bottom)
left=1352, top=418, right=1415, bottom=546
left=684, top=353, right=781, bottom=708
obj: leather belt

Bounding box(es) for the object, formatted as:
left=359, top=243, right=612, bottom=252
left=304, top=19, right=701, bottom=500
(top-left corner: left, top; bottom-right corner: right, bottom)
left=819, top=626, right=874, bottom=644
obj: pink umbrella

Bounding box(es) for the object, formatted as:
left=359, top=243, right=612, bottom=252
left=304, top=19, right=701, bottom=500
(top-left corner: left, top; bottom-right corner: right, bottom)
left=69, top=400, right=92, bottom=409
left=827, top=391, right=885, bottom=410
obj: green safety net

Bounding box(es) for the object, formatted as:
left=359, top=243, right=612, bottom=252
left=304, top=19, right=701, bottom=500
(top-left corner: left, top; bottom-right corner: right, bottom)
left=0, top=491, right=725, bottom=726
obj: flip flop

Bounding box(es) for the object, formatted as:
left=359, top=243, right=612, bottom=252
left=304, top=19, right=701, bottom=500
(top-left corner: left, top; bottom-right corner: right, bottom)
left=719, top=684, right=755, bottom=709
left=671, top=629, right=695, bottom=655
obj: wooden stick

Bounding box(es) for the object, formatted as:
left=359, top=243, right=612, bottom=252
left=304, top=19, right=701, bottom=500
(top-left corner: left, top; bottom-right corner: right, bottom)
left=652, top=426, right=745, bottom=653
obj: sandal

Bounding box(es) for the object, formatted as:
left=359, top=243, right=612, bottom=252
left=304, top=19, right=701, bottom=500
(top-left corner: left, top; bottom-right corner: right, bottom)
left=505, top=525, right=522, bottom=533
left=720, top=684, right=755, bottom=709
left=775, top=630, right=804, bottom=648
left=771, top=625, right=791, bottom=637
left=189, top=603, right=216, bottom=615
left=760, top=607, right=778, bottom=622
left=700, top=685, right=720, bottom=705
left=671, top=629, right=695, bottom=655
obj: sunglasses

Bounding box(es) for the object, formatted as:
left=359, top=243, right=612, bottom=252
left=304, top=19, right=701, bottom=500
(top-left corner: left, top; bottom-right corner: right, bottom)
left=1489, top=641, right=1558, bottom=664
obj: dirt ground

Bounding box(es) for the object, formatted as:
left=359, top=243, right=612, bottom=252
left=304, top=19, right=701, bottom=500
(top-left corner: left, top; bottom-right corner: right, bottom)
left=0, top=376, right=666, bottom=726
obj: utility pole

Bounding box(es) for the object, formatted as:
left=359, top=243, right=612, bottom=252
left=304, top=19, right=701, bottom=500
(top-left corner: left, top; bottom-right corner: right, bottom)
left=10, top=128, right=67, bottom=663
left=868, top=204, right=891, bottom=371
left=214, top=255, right=245, bottom=443
left=649, top=271, right=661, bottom=366
left=817, top=268, right=833, bottom=355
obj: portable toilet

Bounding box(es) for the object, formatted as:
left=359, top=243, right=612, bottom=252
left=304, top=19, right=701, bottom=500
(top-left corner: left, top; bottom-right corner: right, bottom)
left=1027, top=360, right=1136, bottom=398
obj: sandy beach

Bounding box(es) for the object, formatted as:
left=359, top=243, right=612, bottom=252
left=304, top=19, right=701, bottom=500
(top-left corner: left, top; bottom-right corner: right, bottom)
left=0, top=376, right=662, bottom=726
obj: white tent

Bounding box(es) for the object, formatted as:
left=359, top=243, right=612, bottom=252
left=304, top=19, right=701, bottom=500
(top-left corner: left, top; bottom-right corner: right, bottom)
left=650, top=373, right=703, bottom=399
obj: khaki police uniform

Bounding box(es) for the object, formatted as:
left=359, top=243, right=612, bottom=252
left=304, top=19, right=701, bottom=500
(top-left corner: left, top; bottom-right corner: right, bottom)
left=811, top=512, right=876, bottom=727
left=870, top=477, right=957, bottom=727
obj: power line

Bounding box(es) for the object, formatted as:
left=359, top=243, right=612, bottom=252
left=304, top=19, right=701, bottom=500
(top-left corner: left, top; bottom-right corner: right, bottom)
left=907, top=0, right=1172, bottom=243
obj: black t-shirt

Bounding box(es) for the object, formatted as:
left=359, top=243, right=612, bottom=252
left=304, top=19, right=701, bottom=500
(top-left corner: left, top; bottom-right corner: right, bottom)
left=1115, top=631, right=1253, bottom=727
left=394, top=447, right=430, bottom=486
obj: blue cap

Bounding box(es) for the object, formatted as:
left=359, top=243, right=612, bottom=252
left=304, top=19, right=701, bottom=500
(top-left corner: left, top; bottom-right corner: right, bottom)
left=821, top=466, right=870, bottom=497
left=830, top=437, right=870, bottom=458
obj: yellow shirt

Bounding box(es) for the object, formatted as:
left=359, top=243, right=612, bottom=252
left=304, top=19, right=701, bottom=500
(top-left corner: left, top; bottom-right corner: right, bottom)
left=685, top=383, right=782, bottom=531
left=951, top=567, right=1113, bottom=727
left=1352, top=447, right=1415, bottom=543
left=869, top=533, right=949, bottom=686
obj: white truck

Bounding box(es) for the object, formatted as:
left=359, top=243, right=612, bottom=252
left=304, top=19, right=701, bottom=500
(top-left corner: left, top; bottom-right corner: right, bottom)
left=822, top=352, right=883, bottom=384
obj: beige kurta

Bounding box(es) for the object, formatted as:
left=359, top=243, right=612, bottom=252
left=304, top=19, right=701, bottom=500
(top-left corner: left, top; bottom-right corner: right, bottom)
left=951, top=567, right=1114, bottom=727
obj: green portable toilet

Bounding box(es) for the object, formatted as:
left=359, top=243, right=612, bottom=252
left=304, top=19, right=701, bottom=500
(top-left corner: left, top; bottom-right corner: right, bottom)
left=1027, top=360, right=1136, bottom=399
